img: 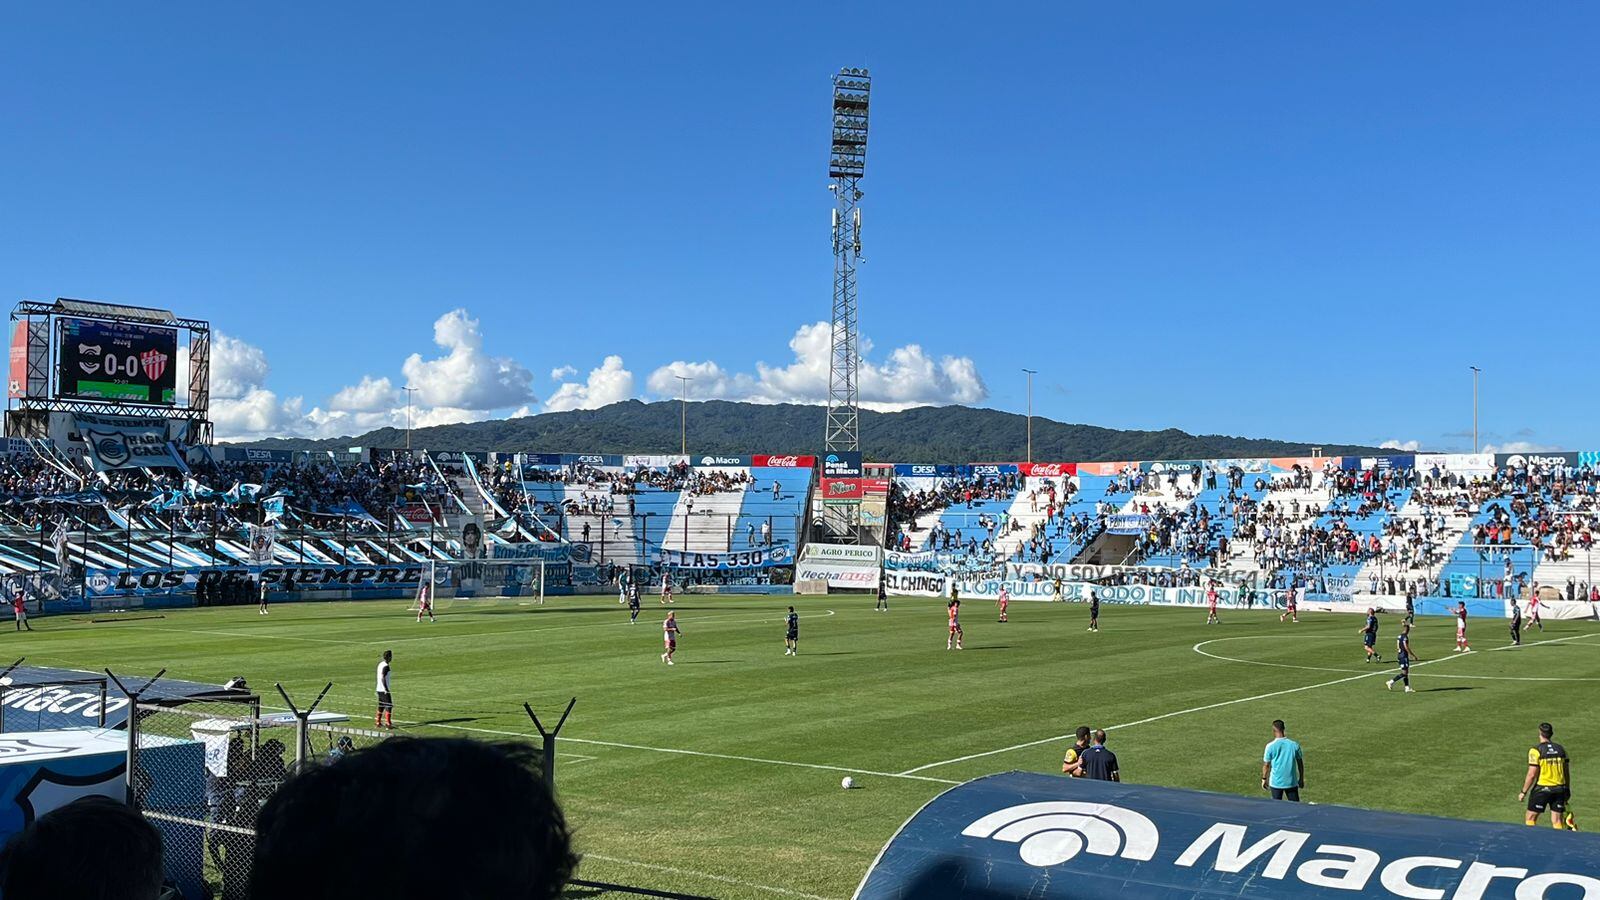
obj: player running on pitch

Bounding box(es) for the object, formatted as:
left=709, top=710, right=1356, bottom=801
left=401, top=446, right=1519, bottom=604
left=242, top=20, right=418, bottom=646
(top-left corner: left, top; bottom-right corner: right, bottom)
left=996, top=585, right=1010, bottom=623
left=1087, top=588, right=1101, bottom=632
left=946, top=598, right=964, bottom=650
left=659, top=570, right=674, bottom=605
left=415, top=578, right=435, bottom=623
left=1206, top=584, right=1220, bottom=625
left=628, top=583, right=641, bottom=624
left=875, top=580, right=888, bottom=612
left=1280, top=586, right=1299, bottom=623
left=1359, top=608, right=1380, bottom=662
left=784, top=606, right=799, bottom=656
left=1453, top=600, right=1471, bottom=652
left=661, top=610, right=681, bottom=665
left=1386, top=623, right=1417, bottom=693
left=1528, top=590, right=1544, bottom=632
left=1510, top=601, right=1523, bottom=646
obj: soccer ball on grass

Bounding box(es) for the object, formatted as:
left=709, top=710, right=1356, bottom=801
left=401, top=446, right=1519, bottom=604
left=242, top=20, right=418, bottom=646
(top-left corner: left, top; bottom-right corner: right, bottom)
left=840, top=776, right=855, bottom=790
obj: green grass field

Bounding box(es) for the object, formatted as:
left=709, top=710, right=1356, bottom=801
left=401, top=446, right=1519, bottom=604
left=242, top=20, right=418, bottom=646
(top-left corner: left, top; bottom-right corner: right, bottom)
left=13, top=596, right=1600, bottom=899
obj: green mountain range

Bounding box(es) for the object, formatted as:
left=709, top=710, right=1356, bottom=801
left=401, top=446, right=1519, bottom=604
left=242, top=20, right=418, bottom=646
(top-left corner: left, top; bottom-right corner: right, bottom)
left=235, top=400, right=1387, bottom=462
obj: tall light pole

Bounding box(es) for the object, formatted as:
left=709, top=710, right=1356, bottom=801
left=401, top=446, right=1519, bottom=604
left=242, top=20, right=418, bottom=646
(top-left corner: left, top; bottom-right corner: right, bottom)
left=674, top=375, right=691, bottom=457
left=402, top=387, right=419, bottom=451
left=1021, top=368, right=1037, bottom=464
left=1469, top=366, right=1481, bottom=453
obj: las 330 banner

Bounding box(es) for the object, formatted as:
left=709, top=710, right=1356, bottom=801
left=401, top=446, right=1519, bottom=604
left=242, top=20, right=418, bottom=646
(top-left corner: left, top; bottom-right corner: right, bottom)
left=658, top=545, right=793, bottom=570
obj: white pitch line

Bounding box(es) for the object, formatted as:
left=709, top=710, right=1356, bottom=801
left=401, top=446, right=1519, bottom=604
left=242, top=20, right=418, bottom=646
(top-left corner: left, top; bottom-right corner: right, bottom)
left=583, top=853, right=839, bottom=900
left=1193, top=634, right=1600, bottom=681
left=899, top=630, right=1600, bottom=775
left=366, top=607, right=838, bottom=647
left=421, top=721, right=960, bottom=785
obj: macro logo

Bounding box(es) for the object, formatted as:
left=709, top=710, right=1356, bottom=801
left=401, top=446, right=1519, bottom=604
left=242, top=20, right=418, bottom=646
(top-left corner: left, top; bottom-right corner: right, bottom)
left=962, top=802, right=1159, bottom=867
left=700, top=455, right=743, bottom=466
left=825, top=454, right=840, bottom=464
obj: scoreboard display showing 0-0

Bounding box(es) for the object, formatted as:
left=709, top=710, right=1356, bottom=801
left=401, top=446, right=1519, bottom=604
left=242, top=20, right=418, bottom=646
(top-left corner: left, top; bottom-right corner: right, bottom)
left=56, top=318, right=179, bottom=405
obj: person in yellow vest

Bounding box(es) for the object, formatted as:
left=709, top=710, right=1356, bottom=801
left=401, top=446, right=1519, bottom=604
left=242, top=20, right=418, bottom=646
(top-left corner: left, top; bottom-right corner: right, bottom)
left=1519, top=722, right=1577, bottom=830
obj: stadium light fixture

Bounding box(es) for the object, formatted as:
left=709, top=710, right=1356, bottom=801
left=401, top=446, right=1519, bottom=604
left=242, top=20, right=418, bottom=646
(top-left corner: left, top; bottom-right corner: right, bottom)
left=1022, top=369, right=1037, bottom=464
left=1469, top=366, right=1481, bottom=453
left=402, top=387, right=419, bottom=450
left=675, top=375, right=692, bottom=457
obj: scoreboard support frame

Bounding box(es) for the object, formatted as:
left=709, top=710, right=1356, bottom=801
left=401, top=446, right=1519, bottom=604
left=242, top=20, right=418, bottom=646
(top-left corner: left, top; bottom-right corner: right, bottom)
left=6, top=297, right=212, bottom=444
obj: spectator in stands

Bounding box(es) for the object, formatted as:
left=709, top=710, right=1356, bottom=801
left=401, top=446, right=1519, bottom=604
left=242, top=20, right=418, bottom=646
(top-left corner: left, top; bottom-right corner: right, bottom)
left=250, top=737, right=577, bottom=900
left=0, top=795, right=167, bottom=900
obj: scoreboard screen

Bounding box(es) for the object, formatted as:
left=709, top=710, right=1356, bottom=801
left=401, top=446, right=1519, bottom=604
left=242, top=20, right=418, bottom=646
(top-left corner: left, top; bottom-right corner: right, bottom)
left=56, top=318, right=179, bottom=405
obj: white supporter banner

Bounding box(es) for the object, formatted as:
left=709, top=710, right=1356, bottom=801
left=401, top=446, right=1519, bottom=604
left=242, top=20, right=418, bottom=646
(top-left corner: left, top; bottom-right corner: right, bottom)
left=939, top=579, right=1255, bottom=608
left=801, top=543, right=883, bottom=565
left=882, top=569, right=948, bottom=597
left=794, top=562, right=881, bottom=589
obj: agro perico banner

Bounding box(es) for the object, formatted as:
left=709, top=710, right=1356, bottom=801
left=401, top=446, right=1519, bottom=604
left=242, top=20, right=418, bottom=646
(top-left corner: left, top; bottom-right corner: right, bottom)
left=659, top=545, right=793, bottom=570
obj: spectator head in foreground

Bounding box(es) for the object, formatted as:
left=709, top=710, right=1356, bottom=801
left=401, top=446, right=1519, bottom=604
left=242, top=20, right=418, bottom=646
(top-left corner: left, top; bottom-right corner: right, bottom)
left=251, top=737, right=576, bottom=900
left=0, top=795, right=166, bottom=900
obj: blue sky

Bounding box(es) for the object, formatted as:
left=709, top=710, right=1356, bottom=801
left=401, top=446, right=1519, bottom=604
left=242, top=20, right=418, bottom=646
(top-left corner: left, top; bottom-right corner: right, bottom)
left=3, top=3, right=1597, bottom=451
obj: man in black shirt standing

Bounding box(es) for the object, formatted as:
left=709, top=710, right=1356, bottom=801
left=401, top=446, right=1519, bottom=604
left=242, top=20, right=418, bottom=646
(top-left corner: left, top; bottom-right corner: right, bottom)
left=1081, top=730, right=1120, bottom=782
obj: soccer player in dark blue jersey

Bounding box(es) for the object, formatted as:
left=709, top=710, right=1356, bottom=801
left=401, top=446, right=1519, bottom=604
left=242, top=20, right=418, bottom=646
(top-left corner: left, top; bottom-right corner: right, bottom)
left=1386, top=622, right=1417, bottom=693
left=784, top=606, right=799, bottom=656
left=1358, top=608, right=1380, bottom=663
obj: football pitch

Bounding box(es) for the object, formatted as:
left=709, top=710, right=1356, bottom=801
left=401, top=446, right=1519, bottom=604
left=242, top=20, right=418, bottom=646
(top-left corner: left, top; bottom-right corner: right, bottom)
left=15, top=596, right=1600, bottom=899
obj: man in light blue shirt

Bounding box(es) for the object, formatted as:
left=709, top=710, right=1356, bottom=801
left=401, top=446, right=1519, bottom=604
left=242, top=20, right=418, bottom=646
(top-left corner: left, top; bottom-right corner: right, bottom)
left=1261, top=719, right=1305, bottom=801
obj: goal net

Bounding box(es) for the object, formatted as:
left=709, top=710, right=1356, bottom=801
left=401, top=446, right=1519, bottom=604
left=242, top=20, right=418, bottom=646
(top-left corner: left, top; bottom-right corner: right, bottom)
left=420, top=558, right=552, bottom=603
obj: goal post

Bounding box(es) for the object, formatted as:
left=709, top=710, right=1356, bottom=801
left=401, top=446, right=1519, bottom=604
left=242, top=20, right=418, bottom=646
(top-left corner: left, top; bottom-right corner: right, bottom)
left=431, top=558, right=552, bottom=601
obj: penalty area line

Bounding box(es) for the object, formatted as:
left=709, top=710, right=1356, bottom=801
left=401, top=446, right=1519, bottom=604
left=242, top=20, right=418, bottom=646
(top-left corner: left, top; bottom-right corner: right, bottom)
left=420, top=722, right=959, bottom=785
left=898, top=630, right=1600, bottom=776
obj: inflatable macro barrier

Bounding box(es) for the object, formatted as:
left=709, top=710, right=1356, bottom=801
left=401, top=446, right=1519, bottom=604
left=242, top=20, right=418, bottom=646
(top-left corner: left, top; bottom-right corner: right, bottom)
left=854, top=772, right=1600, bottom=899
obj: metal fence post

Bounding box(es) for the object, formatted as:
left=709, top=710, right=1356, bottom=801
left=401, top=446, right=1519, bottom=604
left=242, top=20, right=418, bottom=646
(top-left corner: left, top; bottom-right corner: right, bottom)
left=523, top=698, right=576, bottom=790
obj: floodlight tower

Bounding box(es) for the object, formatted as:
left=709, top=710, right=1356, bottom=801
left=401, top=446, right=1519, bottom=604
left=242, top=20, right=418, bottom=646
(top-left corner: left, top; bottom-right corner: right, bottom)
left=824, top=68, right=870, bottom=454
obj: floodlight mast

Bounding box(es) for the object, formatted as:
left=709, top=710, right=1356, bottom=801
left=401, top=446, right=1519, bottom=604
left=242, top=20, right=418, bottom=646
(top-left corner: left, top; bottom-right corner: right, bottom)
left=821, top=69, right=869, bottom=542
left=824, top=68, right=869, bottom=455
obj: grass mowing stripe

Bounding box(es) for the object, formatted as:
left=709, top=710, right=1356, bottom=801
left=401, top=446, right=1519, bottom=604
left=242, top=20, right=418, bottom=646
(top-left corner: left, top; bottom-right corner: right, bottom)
left=899, top=630, right=1600, bottom=775
left=421, top=721, right=961, bottom=785
left=582, top=854, right=839, bottom=900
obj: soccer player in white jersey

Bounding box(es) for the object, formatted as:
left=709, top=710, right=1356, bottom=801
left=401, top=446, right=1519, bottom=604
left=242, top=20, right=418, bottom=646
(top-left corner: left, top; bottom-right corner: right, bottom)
left=661, top=611, right=681, bottom=665
left=659, top=570, right=674, bottom=605
left=375, top=650, right=395, bottom=729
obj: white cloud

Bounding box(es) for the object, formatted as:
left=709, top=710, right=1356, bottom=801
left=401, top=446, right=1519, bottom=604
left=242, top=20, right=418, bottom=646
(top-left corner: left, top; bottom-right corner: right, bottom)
left=550, top=365, right=577, bottom=381
left=1481, top=440, right=1563, bottom=454
left=1380, top=439, right=1422, bottom=452
left=329, top=375, right=399, bottom=412
left=401, top=309, right=535, bottom=411
left=211, top=334, right=271, bottom=400
left=545, top=355, right=635, bottom=412
left=646, top=321, right=987, bottom=411
left=207, top=334, right=308, bottom=441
